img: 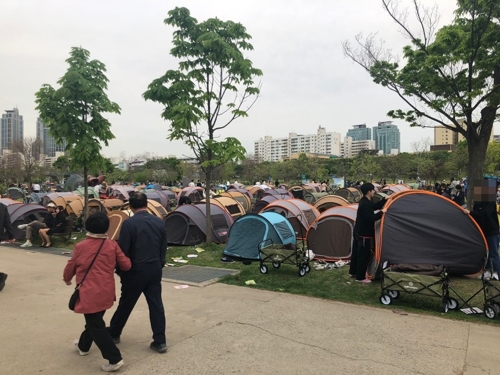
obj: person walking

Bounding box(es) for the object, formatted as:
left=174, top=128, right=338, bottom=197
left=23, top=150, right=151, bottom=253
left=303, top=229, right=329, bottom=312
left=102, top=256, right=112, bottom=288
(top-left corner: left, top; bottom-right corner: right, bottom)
left=19, top=203, right=57, bottom=247
left=63, top=213, right=131, bottom=372
left=452, top=185, right=465, bottom=206
left=348, top=183, right=387, bottom=283
left=463, top=179, right=500, bottom=280
left=108, top=192, right=168, bottom=353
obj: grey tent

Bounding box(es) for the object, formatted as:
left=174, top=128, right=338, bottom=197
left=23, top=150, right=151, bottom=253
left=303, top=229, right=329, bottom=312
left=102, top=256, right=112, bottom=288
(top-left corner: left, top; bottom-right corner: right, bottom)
left=370, top=190, right=487, bottom=277
left=223, top=212, right=296, bottom=260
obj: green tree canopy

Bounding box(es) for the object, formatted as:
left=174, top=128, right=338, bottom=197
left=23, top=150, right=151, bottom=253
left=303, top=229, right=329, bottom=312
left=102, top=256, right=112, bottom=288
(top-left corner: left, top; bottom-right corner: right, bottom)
left=35, top=47, right=120, bottom=217
left=343, top=0, right=500, bottom=205
left=144, top=7, right=262, bottom=242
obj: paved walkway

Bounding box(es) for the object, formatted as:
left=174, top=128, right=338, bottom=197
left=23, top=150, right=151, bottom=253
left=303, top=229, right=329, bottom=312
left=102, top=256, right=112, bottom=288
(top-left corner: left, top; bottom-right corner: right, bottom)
left=0, top=246, right=499, bottom=375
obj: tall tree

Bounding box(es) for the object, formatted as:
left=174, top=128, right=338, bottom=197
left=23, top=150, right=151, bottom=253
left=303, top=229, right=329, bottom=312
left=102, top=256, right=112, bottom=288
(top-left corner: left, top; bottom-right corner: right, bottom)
left=35, top=47, right=120, bottom=218
left=144, top=7, right=262, bottom=242
left=343, top=0, right=500, bottom=205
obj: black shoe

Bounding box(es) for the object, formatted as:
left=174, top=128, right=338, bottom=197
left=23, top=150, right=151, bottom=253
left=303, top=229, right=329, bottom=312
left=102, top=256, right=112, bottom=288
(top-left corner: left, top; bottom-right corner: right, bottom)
left=149, top=341, right=167, bottom=353
left=0, top=273, right=8, bottom=292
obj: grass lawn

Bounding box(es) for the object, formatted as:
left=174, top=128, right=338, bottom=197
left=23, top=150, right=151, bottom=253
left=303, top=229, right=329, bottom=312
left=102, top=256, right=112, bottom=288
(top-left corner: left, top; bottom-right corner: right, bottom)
left=54, top=235, right=499, bottom=325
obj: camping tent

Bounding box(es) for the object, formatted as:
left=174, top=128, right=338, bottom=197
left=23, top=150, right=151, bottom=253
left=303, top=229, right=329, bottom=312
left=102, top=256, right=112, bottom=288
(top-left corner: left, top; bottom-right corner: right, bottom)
left=87, top=199, right=124, bottom=215
left=306, top=204, right=358, bottom=262
left=73, top=187, right=97, bottom=198
left=303, top=192, right=329, bottom=205
left=201, top=196, right=246, bottom=219
left=220, top=192, right=252, bottom=213
left=223, top=212, right=297, bottom=260
left=259, top=198, right=320, bottom=239
left=2, top=203, right=49, bottom=240
left=121, top=200, right=168, bottom=220
left=106, top=211, right=130, bottom=241
left=262, top=189, right=293, bottom=199
left=252, top=195, right=291, bottom=213
left=63, top=174, right=84, bottom=192
left=370, top=190, right=487, bottom=277
left=28, top=192, right=48, bottom=204
left=8, top=187, right=26, bottom=202
left=41, top=192, right=77, bottom=207
left=165, top=203, right=234, bottom=245
left=145, top=191, right=173, bottom=212
left=109, top=185, right=137, bottom=201
left=178, top=186, right=204, bottom=204
left=335, top=187, right=362, bottom=203
left=313, top=195, right=350, bottom=213
left=380, top=184, right=410, bottom=195
left=227, top=188, right=253, bottom=200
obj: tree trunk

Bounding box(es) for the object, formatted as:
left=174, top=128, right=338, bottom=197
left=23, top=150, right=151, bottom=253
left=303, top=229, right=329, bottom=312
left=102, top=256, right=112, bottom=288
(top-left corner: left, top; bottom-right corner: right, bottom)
left=205, top=166, right=212, bottom=244
left=83, top=165, right=89, bottom=222
left=466, top=118, right=492, bottom=207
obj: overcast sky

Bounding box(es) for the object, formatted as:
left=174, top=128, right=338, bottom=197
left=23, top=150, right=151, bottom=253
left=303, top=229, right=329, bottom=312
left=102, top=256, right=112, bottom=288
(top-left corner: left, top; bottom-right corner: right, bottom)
left=2, top=0, right=488, bottom=160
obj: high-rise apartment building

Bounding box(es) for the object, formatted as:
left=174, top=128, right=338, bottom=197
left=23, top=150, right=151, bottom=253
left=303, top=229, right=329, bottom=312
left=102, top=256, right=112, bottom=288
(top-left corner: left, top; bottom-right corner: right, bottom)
left=433, top=119, right=494, bottom=146
left=36, top=118, right=66, bottom=157
left=372, top=121, right=400, bottom=155
left=341, top=137, right=376, bottom=158
left=254, top=126, right=341, bottom=162
left=1, top=108, right=24, bottom=153
left=346, top=124, right=371, bottom=141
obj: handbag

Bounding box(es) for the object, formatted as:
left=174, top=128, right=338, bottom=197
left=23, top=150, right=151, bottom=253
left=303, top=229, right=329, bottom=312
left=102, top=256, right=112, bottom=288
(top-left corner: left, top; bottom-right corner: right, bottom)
left=69, top=239, right=105, bottom=311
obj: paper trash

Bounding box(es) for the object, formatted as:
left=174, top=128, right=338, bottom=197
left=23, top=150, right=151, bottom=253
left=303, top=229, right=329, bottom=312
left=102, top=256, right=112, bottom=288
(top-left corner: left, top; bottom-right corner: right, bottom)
left=174, top=285, right=190, bottom=289
left=187, top=254, right=198, bottom=258
left=173, top=259, right=188, bottom=263
left=195, top=248, right=205, bottom=253
left=245, top=280, right=256, bottom=285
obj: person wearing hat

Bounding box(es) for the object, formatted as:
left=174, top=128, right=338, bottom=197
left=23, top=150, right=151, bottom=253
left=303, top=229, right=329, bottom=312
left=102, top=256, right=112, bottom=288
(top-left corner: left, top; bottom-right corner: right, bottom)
left=19, top=203, right=57, bottom=247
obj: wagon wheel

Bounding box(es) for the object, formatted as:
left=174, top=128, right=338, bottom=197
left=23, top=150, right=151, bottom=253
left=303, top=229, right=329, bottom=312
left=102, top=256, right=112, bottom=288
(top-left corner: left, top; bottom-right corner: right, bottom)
left=442, top=300, right=450, bottom=313
left=272, top=261, right=281, bottom=269
left=298, top=266, right=306, bottom=277
left=493, top=303, right=500, bottom=314
left=448, top=298, right=459, bottom=310
left=305, top=264, right=311, bottom=273
left=260, top=265, right=268, bottom=274
left=387, top=290, right=400, bottom=299
left=379, top=294, right=392, bottom=305
left=484, top=305, right=498, bottom=319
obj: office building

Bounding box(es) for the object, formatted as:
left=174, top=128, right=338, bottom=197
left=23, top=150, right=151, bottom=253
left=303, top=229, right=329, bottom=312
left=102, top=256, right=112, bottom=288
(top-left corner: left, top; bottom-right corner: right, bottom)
left=1, top=108, right=24, bottom=153
left=346, top=124, right=371, bottom=141
left=341, top=137, right=376, bottom=158
left=254, top=126, right=341, bottom=162
left=372, top=121, right=400, bottom=155
left=36, top=118, right=66, bottom=157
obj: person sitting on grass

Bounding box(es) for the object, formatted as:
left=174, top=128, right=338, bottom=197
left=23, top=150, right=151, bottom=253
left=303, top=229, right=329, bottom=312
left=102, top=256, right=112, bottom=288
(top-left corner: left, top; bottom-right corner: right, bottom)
left=38, top=205, right=67, bottom=248
left=19, top=202, right=57, bottom=248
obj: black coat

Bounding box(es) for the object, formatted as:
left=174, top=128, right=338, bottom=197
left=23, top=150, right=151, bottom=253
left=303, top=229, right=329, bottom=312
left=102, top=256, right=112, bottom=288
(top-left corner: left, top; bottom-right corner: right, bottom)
left=0, top=203, right=14, bottom=240
left=355, top=196, right=386, bottom=237
left=470, top=201, right=499, bottom=236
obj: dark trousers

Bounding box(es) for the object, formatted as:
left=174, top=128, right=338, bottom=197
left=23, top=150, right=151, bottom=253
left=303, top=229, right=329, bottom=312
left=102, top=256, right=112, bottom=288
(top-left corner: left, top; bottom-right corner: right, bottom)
left=349, top=235, right=373, bottom=280
left=78, top=311, right=122, bottom=364
left=109, top=265, right=166, bottom=344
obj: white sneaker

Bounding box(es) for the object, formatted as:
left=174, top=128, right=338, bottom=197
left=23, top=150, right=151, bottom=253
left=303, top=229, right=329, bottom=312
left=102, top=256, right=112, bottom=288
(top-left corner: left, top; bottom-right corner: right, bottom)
left=73, top=339, right=89, bottom=356
left=484, top=271, right=492, bottom=279
left=17, top=224, right=28, bottom=230
left=20, top=241, right=32, bottom=248
left=493, top=272, right=499, bottom=280
left=101, top=360, right=124, bottom=372
left=356, top=278, right=372, bottom=283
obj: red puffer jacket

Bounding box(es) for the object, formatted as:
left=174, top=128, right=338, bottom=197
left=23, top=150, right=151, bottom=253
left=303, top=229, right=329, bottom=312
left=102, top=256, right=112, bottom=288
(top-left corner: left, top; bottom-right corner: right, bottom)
left=63, top=237, right=131, bottom=314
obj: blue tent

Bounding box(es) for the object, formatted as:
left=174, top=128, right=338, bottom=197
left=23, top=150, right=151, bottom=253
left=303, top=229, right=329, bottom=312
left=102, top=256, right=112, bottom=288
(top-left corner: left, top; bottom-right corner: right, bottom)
left=223, top=212, right=296, bottom=260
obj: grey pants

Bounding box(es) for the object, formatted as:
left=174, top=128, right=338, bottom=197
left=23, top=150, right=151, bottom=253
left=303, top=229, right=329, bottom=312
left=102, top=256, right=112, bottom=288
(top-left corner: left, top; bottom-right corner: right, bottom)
left=26, top=221, right=47, bottom=240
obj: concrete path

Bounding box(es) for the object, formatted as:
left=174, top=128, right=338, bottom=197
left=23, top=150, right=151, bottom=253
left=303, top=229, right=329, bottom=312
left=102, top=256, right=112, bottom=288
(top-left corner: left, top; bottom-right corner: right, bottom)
left=0, top=246, right=498, bottom=375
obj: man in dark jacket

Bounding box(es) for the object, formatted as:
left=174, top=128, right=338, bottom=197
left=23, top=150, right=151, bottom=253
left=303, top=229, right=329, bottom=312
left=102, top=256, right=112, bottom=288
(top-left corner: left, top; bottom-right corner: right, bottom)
left=349, top=183, right=387, bottom=283
left=452, top=185, right=465, bottom=206
left=0, top=202, right=14, bottom=291
left=464, top=180, right=499, bottom=279
left=108, top=192, right=168, bottom=353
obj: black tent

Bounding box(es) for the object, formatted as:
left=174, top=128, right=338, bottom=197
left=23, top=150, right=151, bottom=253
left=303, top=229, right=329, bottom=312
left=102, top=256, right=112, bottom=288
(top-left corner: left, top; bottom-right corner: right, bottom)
left=371, top=191, right=487, bottom=277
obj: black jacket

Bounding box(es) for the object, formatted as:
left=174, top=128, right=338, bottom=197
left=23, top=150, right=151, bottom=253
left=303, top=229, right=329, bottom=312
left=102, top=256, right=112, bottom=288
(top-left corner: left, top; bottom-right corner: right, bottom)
left=118, top=210, right=167, bottom=271
left=452, top=192, right=465, bottom=207
left=355, top=197, right=386, bottom=237
left=0, top=203, right=14, bottom=240
left=470, top=201, right=499, bottom=236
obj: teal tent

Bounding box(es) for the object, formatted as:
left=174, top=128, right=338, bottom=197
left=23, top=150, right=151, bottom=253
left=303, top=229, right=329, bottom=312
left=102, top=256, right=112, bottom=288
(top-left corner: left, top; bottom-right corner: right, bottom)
left=223, top=212, right=296, bottom=260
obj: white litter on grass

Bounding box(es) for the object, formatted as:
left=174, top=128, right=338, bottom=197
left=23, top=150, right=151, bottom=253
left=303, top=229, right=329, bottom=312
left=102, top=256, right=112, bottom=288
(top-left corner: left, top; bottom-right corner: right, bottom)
left=173, top=259, right=188, bottom=263
left=166, top=263, right=176, bottom=267
left=461, top=307, right=482, bottom=314
left=195, top=248, right=205, bottom=253
left=62, top=251, right=71, bottom=254
left=174, top=285, right=190, bottom=289
left=187, top=254, right=198, bottom=258
left=245, top=280, right=256, bottom=285
left=71, top=237, right=77, bottom=240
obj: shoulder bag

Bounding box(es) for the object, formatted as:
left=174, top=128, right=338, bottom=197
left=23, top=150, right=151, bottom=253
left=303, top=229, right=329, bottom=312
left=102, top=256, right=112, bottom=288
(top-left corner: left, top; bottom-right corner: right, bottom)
left=69, top=239, right=106, bottom=311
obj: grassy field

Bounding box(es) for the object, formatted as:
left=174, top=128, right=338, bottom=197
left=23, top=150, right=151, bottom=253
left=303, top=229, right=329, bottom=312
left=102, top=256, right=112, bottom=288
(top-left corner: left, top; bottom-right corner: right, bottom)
left=50, top=235, right=499, bottom=325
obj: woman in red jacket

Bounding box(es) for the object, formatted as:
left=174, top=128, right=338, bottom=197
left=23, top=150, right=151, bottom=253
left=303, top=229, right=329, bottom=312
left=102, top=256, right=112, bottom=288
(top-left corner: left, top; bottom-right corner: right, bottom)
left=63, top=212, right=131, bottom=372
